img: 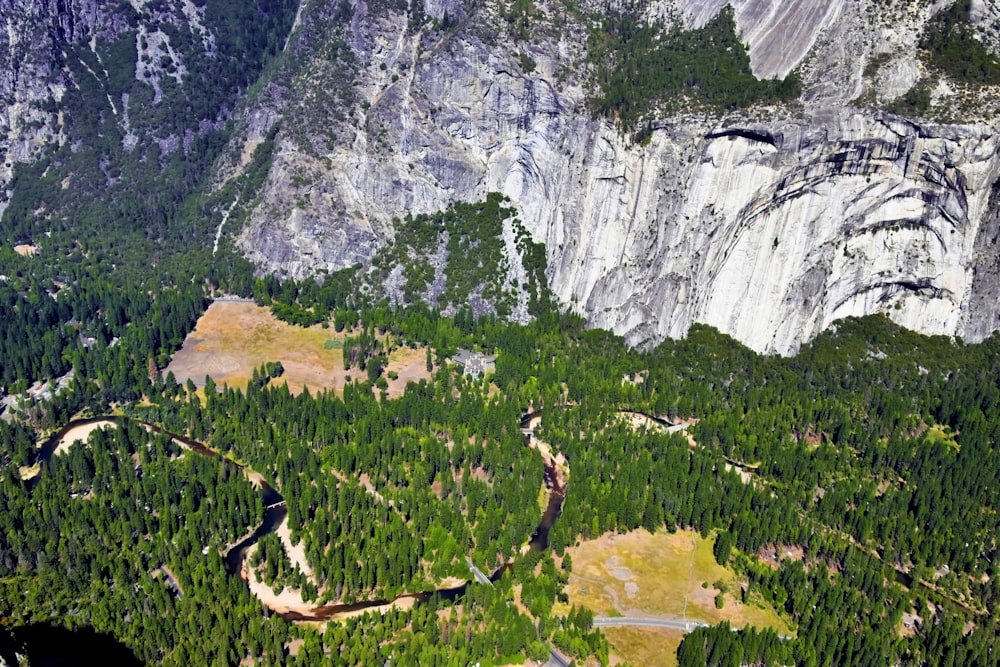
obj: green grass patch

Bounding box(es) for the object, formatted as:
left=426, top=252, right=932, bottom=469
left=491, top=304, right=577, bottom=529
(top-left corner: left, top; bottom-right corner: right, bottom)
left=925, top=424, right=960, bottom=452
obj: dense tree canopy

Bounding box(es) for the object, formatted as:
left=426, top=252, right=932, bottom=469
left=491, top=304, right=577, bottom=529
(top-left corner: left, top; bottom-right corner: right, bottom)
left=2, top=184, right=999, bottom=664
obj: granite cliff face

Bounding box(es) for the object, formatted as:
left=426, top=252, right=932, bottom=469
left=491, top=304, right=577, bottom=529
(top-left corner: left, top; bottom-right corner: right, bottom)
left=224, top=0, right=1000, bottom=354
left=580, top=114, right=1000, bottom=353
left=0, top=0, right=113, bottom=217
left=0, top=0, right=296, bottom=228
left=3, top=0, right=999, bottom=354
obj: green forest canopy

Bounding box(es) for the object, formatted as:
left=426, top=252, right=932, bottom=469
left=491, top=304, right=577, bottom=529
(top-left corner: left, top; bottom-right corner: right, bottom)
left=588, top=7, right=801, bottom=133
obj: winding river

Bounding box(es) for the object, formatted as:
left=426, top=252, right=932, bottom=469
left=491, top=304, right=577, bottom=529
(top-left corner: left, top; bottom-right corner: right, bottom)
left=274, top=411, right=566, bottom=621
left=39, top=411, right=567, bottom=622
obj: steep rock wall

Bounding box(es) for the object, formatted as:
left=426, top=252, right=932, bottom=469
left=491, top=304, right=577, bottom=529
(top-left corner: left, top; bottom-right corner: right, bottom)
left=582, top=115, right=1000, bottom=353
left=231, top=0, right=1000, bottom=354
left=677, top=0, right=846, bottom=79
left=0, top=0, right=114, bottom=216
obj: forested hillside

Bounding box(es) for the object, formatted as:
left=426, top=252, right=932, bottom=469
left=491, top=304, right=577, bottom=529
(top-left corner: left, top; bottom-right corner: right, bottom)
left=2, top=216, right=1000, bottom=664
left=1, top=0, right=1000, bottom=664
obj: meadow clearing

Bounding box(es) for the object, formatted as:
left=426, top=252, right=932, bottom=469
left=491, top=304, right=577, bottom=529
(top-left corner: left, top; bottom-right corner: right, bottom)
left=167, top=301, right=431, bottom=398
left=557, top=529, right=793, bottom=667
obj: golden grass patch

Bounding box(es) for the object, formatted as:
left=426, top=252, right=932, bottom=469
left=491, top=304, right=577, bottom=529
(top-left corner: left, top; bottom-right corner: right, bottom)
left=167, top=302, right=434, bottom=398
left=13, top=244, right=38, bottom=257
left=166, top=302, right=349, bottom=395
left=603, top=627, right=684, bottom=667
left=384, top=346, right=433, bottom=398
left=558, top=529, right=793, bottom=665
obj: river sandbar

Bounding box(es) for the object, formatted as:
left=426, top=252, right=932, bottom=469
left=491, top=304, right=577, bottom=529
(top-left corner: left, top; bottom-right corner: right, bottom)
left=55, top=420, right=118, bottom=456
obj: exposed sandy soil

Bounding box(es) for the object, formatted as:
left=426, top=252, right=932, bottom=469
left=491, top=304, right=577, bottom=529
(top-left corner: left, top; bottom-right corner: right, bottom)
left=900, top=610, right=923, bottom=638
left=619, top=411, right=667, bottom=433
left=18, top=464, right=40, bottom=481
left=158, top=565, right=185, bottom=597
left=724, top=462, right=753, bottom=484
left=244, top=470, right=267, bottom=489
left=529, top=436, right=568, bottom=485
left=166, top=302, right=349, bottom=395
left=243, top=545, right=316, bottom=615
left=384, top=346, right=433, bottom=398
left=618, top=411, right=700, bottom=450
left=13, top=244, right=38, bottom=257
left=55, top=420, right=118, bottom=456
left=285, top=638, right=304, bottom=658
left=276, top=515, right=315, bottom=579
left=243, top=543, right=421, bottom=622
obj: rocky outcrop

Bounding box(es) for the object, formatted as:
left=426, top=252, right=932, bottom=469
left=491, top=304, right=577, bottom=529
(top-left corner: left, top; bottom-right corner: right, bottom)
left=5, top=1, right=998, bottom=355
left=676, top=0, right=846, bottom=79
left=0, top=0, right=288, bottom=224
left=0, top=0, right=103, bottom=217
left=582, top=113, right=1000, bottom=354
left=0, top=0, right=189, bottom=211
left=226, top=0, right=1000, bottom=354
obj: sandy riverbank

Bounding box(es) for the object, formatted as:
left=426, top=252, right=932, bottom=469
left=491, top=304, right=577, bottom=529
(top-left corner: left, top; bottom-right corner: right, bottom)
left=276, top=515, right=314, bottom=579
left=54, top=420, right=118, bottom=456
left=242, top=543, right=420, bottom=622
left=242, top=545, right=317, bottom=615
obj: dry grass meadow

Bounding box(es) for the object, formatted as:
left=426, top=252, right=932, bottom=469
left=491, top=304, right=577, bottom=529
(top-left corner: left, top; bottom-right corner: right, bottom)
left=558, top=529, right=793, bottom=667
left=167, top=302, right=433, bottom=397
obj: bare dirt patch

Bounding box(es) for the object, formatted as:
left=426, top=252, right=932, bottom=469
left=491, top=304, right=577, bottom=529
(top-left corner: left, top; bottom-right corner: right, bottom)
left=244, top=551, right=419, bottom=623
left=384, top=346, right=433, bottom=398
left=619, top=411, right=667, bottom=433
left=900, top=610, right=924, bottom=638
left=13, top=244, right=38, bottom=257
left=276, top=514, right=314, bottom=580
left=528, top=435, right=568, bottom=484
left=166, top=302, right=349, bottom=395
left=55, top=420, right=118, bottom=456
left=18, top=464, right=40, bottom=481
left=724, top=462, right=753, bottom=484
left=244, top=470, right=267, bottom=489
left=243, top=545, right=316, bottom=615
left=285, top=638, right=304, bottom=658
left=755, top=543, right=806, bottom=569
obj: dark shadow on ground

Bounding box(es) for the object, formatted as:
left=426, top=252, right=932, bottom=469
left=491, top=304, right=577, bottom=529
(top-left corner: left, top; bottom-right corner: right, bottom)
left=11, top=624, right=143, bottom=667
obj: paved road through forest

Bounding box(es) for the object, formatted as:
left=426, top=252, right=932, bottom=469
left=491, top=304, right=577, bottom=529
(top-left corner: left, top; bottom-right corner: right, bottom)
left=593, top=616, right=709, bottom=632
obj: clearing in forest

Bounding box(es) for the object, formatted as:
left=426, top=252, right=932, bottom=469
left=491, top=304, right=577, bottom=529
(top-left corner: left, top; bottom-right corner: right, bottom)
left=166, top=301, right=433, bottom=396
left=384, top=346, right=432, bottom=399
left=166, top=302, right=348, bottom=394
left=557, top=529, right=792, bottom=667
left=13, top=244, right=38, bottom=256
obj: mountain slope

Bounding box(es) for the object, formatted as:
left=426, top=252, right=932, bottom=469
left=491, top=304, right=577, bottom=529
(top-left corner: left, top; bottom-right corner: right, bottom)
left=4, top=0, right=1000, bottom=354
left=211, top=0, right=1000, bottom=353
left=0, top=0, right=297, bottom=254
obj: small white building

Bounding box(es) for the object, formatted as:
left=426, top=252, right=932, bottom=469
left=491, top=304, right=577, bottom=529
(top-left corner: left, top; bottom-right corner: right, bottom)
left=453, top=348, right=496, bottom=378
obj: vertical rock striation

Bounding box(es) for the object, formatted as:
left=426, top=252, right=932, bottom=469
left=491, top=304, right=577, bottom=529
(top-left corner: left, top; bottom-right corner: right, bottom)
left=227, top=0, right=1000, bottom=354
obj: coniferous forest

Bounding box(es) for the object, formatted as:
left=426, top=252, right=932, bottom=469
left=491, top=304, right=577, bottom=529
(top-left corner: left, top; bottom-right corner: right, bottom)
left=3, top=183, right=1000, bottom=665
left=1, top=2, right=1000, bottom=666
